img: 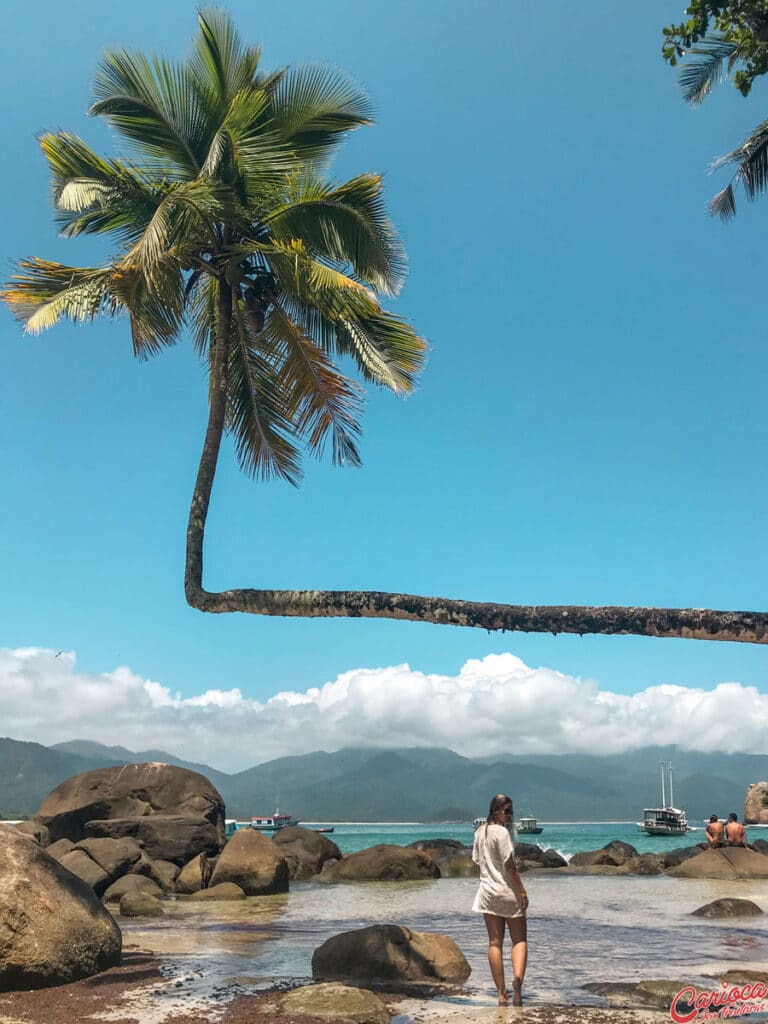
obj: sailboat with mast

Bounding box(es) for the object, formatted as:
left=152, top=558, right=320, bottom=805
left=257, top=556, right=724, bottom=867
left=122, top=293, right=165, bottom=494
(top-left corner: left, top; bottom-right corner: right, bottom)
left=637, top=761, right=690, bottom=836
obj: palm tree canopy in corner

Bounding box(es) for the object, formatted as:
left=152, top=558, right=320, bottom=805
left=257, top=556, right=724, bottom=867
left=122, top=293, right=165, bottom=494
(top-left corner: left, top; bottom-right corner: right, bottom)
left=3, top=10, right=767, bottom=645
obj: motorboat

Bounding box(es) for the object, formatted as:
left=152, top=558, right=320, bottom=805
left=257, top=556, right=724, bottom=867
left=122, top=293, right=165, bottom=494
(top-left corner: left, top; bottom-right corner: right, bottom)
left=517, top=816, right=543, bottom=835
left=250, top=812, right=300, bottom=831
left=637, top=762, right=689, bottom=835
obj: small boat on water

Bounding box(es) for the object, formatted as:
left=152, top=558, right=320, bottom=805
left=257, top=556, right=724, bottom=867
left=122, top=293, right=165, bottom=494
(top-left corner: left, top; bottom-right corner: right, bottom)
left=637, top=762, right=689, bottom=836
left=473, top=816, right=486, bottom=830
left=517, top=816, right=543, bottom=835
left=250, top=812, right=300, bottom=831
left=224, top=811, right=300, bottom=839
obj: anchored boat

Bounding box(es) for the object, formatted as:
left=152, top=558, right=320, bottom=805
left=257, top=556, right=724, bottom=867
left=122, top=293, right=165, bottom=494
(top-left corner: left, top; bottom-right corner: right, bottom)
left=637, top=762, right=689, bottom=836
left=517, top=816, right=543, bottom=835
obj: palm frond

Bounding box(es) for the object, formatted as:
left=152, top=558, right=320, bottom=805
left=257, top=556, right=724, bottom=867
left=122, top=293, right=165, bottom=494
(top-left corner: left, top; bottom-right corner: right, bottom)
left=267, top=302, right=363, bottom=466
left=265, top=173, right=406, bottom=294
left=710, top=118, right=768, bottom=215
left=1, top=259, right=117, bottom=333
left=110, top=262, right=185, bottom=358
left=40, top=132, right=162, bottom=243
left=191, top=8, right=263, bottom=116
left=124, top=178, right=242, bottom=272
left=226, top=294, right=302, bottom=482
left=335, top=312, right=427, bottom=394
left=187, top=272, right=218, bottom=357
left=679, top=36, right=740, bottom=105
left=90, top=49, right=207, bottom=175
left=270, top=65, right=374, bottom=162
left=707, top=182, right=737, bottom=219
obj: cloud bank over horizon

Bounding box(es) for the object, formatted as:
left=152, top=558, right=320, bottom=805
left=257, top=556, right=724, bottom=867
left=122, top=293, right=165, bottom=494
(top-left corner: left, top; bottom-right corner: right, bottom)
left=2, top=646, right=767, bottom=773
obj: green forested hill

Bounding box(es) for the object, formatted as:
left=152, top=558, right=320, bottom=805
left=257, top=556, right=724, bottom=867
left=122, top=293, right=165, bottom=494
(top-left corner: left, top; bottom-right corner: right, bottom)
left=1, top=737, right=765, bottom=822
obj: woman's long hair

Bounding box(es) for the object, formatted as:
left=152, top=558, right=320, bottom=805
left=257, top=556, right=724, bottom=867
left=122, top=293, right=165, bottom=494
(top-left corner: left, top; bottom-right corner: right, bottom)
left=486, top=793, right=514, bottom=830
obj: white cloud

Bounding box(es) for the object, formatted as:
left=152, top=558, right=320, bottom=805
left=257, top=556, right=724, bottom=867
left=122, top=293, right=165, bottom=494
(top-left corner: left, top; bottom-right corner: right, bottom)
left=1, top=646, right=767, bottom=773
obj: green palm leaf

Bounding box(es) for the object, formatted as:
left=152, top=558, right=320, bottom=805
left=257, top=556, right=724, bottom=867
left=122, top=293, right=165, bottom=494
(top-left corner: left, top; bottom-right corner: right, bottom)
left=226, top=294, right=302, bottom=483
left=268, top=302, right=363, bottom=466
left=679, top=36, right=741, bottom=105
left=270, top=65, right=374, bottom=161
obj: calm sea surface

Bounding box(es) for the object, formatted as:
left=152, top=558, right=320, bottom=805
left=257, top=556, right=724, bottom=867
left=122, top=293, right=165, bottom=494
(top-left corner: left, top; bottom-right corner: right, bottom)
left=115, top=822, right=768, bottom=1023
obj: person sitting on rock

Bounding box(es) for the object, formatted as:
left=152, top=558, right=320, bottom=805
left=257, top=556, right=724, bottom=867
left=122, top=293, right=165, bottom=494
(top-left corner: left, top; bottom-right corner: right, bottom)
left=725, top=813, right=747, bottom=848
left=705, top=815, right=725, bottom=848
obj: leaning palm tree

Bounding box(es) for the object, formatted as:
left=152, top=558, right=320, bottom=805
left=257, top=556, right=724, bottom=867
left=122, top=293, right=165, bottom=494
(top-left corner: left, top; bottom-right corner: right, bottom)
left=3, top=11, right=766, bottom=644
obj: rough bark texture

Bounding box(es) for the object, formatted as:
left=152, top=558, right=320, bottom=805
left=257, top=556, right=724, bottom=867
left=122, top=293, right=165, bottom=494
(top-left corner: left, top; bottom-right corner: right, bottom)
left=184, top=282, right=767, bottom=646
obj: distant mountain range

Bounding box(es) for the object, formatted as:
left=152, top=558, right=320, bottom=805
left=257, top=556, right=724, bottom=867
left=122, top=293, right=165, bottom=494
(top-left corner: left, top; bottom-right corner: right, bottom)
left=1, top=736, right=766, bottom=822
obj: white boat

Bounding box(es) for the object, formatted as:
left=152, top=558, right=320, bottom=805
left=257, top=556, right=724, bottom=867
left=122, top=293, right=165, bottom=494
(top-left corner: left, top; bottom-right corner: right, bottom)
left=473, top=816, right=486, bottom=829
left=637, top=762, right=689, bottom=836
left=517, top=816, right=543, bottom=835
left=249, top=811, right=300, bottom=831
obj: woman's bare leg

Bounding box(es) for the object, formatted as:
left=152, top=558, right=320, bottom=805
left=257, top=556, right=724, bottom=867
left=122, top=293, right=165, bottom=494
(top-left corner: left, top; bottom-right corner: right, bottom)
left=507, top=917, right=528, bottom=1006
left=483, top=913, right=508, bottom=1003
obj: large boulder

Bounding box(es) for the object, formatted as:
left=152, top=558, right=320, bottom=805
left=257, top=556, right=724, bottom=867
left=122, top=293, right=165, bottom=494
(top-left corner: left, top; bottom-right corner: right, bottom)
left=617, top=853, right=665, bottom=876
left=662, top=845, right=707, bottom=869
left=320, top=845, right=440, bottom=883
left=667, top=848, right=768, bottom=879
left=570, top=840, right=638, bottom=868
left=312, top=924, right=470, bottom=984
left=57, top=850, right=110, bottom=895
left=272, top=826, right=342, bottom=880
left=33, top=762, right=225, bottom=849
left=74, top=837, right=142, bottom=884
left=84, top=814, right=220, bottom=865
left=209, top=829, right=289, bottom=895
left=175, top=852, right=212, bottom=894
left=281, top=982, right=389, bottom=1024
left=14, top=821, right=50, bottom=847
left=744, top=782, right=768, bottom=825
left=0, top=823, right=121, bottom=991
left=407, top=839, right=478, bottom=877
left=102, top=874, right=162, bottom=904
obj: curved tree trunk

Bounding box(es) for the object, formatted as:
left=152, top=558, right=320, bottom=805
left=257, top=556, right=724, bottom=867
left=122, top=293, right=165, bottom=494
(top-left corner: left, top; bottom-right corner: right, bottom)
left=185, top=302, right=768, bottom=644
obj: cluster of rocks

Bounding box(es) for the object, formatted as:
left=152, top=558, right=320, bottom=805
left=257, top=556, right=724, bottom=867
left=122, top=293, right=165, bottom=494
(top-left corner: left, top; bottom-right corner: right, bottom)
left=558, top=838, right=768, bottom=878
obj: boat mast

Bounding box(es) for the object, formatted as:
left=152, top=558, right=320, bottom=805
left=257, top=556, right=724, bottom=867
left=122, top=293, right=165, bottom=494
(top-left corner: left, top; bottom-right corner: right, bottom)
left=668, top=763, right=675, bottom=808
left=660, top=761, right=666, bottom=807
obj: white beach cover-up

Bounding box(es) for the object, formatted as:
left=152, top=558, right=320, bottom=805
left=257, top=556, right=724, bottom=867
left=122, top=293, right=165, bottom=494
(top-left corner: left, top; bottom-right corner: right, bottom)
left=471, top=822, right=524, bottom=918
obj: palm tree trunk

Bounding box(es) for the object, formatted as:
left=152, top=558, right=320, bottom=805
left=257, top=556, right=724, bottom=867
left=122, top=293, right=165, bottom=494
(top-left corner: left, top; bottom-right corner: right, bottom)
left=185, top=280, right=232, bottom=603
left=185, top=288, right=768, bottom=644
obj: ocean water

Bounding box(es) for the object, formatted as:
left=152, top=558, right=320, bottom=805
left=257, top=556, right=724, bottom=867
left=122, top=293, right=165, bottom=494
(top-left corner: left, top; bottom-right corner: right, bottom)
left=114, top=822, right=768, bottom=1023
left=306, top=819, right=717, bottom=857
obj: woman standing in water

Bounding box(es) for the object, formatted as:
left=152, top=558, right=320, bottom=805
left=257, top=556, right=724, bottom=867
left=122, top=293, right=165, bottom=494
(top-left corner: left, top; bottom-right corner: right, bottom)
left=472, top=794, right=528, bottom=1006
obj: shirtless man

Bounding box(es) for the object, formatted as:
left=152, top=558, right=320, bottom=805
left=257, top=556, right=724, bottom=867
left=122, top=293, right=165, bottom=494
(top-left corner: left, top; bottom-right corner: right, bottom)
left=725, top=813, right=747, bottom=847
left=705, top=814, right=725, bottom=848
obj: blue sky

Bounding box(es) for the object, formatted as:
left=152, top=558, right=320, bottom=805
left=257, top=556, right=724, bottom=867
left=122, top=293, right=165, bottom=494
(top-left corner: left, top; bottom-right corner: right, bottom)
left=1, top=0, right=766, bottom=763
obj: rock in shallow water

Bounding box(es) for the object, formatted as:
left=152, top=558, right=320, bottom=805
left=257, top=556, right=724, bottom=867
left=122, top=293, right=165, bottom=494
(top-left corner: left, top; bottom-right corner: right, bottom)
left=692, top=897, right=763, bottom=917
left=119, top=891, right=165, bottom=917
left=0, top=823, right=121, bottom=992
left=312, top=924, right=470, bottom=984
left=281, top=982, right=389, bottom=1024
left=319, top=844, right=440, bottom=882
left=209, top=828, right=288, bottom=895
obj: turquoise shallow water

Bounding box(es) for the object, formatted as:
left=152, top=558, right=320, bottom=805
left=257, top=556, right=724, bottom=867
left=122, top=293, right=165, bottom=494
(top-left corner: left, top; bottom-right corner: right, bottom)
left=304, top=820, right=715, bottom=857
